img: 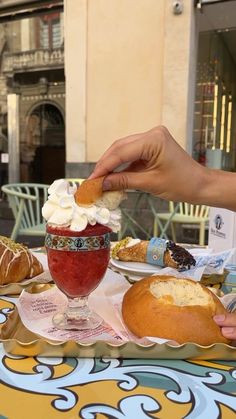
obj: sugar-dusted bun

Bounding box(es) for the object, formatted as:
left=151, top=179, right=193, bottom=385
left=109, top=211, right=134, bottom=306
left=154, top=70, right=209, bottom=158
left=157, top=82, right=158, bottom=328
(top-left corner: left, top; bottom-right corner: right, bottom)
left=0, top=236, right=43, bottom=285
left=122, top=275, right=231, bottom=346
left=74, top=176, right=105, bottom=206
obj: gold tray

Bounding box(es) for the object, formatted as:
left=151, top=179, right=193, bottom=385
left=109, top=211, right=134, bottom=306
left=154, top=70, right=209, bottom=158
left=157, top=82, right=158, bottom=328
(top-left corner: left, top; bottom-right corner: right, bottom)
left=1, top=284, right=236, bottom=360
left=201, top=270, right=228, bottom=286
left=0, top=273, right=52, bottom=295
left=0, top=280, right=46, bottom=296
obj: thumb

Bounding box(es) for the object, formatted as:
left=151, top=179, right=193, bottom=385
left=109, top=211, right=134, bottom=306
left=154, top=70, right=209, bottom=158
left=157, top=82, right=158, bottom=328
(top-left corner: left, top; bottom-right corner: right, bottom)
left=102, top=171, right=146, bottom=192
left=214, top=312, right=236, bottom=326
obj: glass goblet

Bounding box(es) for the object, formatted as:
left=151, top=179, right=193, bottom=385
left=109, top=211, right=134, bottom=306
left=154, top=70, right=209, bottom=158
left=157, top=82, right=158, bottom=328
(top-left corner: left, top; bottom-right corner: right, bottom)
left=45, top=223, right=111, bottom=330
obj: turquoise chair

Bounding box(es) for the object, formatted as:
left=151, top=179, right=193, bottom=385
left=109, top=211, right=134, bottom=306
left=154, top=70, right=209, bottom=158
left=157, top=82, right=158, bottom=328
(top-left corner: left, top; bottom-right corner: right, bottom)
left=1, top=183, right=49, bottom=241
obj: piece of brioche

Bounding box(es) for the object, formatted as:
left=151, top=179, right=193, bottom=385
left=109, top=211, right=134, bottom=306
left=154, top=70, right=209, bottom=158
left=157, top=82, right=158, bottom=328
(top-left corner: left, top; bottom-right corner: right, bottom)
left=122, top=275, right=231, bottom=346
left=113, top=238, right=195, bottom=270
left=0, top=236, right=43, bottom=285
left=74, top=176, right=126, bottom=209
left=96, top=190, right=126, bottom=210
left=74, top=177, right=105, bottom=206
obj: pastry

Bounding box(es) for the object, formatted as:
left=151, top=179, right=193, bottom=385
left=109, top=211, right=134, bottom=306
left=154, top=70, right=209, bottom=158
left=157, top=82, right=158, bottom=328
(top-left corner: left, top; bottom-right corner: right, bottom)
left=0, top=236, right=43, bottom=285
left=74, top=176, right=126, bottom=209
left=112, top=237, right=196, bottom=270
left=122, top=275, right=231, bottom=346
left=74, top=176, right=105, bottom=206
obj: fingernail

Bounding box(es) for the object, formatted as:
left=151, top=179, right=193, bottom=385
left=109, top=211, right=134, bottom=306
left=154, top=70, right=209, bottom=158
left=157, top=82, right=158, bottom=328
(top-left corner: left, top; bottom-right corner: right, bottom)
left=103, top=179, right=111, bottom=191
left=213, top=315, right=226, bottom=322
left=222, top=327, right=234, bottom=335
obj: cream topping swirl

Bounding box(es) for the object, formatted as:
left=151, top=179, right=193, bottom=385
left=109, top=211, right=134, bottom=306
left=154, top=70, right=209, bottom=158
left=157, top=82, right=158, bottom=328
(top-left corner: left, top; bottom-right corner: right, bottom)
left=42, top=179, right=122, bottom=232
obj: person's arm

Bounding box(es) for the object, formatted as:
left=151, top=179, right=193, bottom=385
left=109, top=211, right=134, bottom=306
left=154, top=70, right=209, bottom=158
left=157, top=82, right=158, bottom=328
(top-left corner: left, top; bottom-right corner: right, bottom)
left=214, top=313, right=236, bottom=342
left=90, top=126, right=236, bottom=211
left=199, top=169, right=236, bottom=212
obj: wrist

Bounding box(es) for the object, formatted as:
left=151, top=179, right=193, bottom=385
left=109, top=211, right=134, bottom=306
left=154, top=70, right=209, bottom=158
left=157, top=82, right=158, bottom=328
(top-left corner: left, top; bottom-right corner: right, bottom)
left=198, top=167, right=236, bottom=211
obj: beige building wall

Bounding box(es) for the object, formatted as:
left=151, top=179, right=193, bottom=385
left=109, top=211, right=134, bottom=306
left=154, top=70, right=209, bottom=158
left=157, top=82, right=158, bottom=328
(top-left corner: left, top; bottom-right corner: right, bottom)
left=65, top=0, right=196, bottom=164
left=86, top=0, right=165, bottom=160
left=162, top=0, right=196, bottom=151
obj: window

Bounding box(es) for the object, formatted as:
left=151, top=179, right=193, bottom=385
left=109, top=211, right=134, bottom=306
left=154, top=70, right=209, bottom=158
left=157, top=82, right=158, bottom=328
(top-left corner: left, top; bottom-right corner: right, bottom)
left=39, top=13, right=62, bottom=49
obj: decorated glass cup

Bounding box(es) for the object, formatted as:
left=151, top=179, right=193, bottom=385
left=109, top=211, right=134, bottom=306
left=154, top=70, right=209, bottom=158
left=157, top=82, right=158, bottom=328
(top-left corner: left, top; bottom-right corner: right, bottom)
left=45, top=223, right=111, bottom=330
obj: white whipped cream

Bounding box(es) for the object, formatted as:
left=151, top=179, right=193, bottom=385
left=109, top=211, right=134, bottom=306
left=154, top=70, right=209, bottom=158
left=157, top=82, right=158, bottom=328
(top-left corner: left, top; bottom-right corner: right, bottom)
left=42, top=179, right=122, bottom=232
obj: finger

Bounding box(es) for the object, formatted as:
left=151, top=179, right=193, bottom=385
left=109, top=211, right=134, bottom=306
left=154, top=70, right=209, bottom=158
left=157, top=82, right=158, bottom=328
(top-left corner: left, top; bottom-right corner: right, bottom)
left=128, top=160, right=147, bottom=172
left=90, top=137, right=148, bottom=179
left=221, top=326, right=236, bottom=340
left=214, top=313, right=236, bottom=327
left=89, top=132, right=147, bottom=179
left=99, top=132, right=143, bottom=161
left=102, top=170, right=156, bottom=192
left=90, top=153, right=128, bottom=180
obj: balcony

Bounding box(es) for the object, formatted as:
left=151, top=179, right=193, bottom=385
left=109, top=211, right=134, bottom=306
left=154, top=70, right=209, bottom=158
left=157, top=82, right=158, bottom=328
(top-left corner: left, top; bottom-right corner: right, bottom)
left=2, top=47, right=64, bottom=74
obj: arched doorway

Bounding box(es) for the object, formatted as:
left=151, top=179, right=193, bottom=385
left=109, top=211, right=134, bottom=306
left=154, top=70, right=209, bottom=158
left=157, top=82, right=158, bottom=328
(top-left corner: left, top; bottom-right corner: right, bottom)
left=21, top=102, right=65, bottom=184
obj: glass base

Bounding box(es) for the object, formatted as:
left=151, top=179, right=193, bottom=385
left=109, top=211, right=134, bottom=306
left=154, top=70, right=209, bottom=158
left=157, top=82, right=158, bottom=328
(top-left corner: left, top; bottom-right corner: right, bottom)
left=52, top=298, right=103, bottom=330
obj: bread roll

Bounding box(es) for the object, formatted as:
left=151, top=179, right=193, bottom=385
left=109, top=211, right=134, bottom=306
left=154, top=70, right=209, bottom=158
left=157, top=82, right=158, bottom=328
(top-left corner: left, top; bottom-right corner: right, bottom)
left=122, top=275, right=231, bottom=346
left=0, top=236, right=43, bottom=285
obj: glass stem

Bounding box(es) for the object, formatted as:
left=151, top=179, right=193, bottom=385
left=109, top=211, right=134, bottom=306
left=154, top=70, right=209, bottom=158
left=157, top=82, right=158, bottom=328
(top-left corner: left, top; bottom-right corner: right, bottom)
left=66, top=296, right=90, bottom=320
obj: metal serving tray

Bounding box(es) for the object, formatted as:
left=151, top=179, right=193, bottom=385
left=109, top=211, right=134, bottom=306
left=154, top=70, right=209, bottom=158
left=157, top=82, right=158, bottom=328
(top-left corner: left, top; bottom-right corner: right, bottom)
left=1, top=305, right=236, bottom=360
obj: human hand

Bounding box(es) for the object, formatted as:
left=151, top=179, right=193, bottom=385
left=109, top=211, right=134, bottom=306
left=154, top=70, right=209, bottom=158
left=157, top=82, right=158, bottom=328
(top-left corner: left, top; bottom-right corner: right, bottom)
left=90, top=126, right=210, bottom=204
left=214, top=312, right=236, bottom=342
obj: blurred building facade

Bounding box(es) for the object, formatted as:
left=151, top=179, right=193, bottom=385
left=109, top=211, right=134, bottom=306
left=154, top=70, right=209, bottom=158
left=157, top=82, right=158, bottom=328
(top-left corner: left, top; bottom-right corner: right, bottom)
left=0, top=0, right=236, bottom=187
left=0, top=1, right=65, bottom=185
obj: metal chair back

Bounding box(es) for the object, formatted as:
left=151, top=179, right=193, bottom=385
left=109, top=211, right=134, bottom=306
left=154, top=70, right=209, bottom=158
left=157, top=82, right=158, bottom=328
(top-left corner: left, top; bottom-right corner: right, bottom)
left=1, top=183, right=49, bottom=241
left=155, top=201, right=210, bottom=245
left=169, top=201, right=210, bottom=219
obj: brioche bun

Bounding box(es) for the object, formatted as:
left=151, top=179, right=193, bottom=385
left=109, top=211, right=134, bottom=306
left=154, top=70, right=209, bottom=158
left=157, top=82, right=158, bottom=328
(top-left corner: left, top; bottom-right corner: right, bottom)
left=74, top=177, right=125, bottom=209
left=122, top=276, right=231, bottom=346
left=96, top=190, right=126, bottom=210
left=74, top=177, right=105, bottom=206
left=0, top=236, right=43, bottom=284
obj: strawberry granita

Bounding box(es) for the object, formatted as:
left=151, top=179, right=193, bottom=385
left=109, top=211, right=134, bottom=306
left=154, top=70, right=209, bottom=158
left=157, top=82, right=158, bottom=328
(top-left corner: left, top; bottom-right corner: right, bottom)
left=46, top=223, right=111, bottom=298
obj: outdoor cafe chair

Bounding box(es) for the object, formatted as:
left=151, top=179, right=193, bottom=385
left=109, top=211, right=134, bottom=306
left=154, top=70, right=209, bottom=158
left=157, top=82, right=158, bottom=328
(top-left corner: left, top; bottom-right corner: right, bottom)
left=66, top=178, right=85, bottom=184
left=1, top=183, right=49, bottom=241
left=118, top=191, right=163, bottom=241
left=118, top=192, right=180, bottom=241
left=150, top=200, right=210, bottom=246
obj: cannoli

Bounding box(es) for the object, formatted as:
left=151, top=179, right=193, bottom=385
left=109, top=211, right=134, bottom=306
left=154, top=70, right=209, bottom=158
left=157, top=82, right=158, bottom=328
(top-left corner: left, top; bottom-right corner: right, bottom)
left=112, top=237, right=196, bottom=271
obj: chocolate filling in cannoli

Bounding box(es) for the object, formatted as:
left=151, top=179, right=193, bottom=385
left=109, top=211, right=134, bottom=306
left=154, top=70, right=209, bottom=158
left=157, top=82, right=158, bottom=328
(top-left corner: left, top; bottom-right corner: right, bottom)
left=166, top=240, right=196, bottom=270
